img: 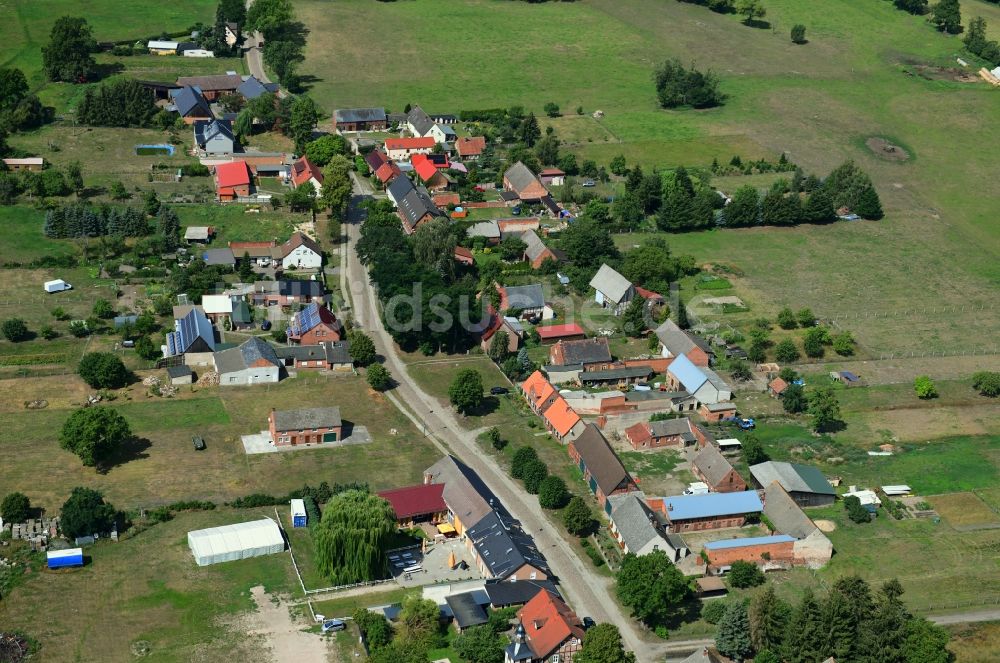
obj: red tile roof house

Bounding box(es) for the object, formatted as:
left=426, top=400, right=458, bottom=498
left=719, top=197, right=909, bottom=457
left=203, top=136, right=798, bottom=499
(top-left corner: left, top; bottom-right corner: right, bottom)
left=538, top=168, right=566, bottom=187
left=456, top=136, right=487, bottom=160
left=480, top=313, right=523, bottom=354
left=435, top=192, right=462, bottom=208
left=521, top=371, right=558, bottom=415
left=214, top=160, right=254, bottom=201
left=503, top=161, right=549, bottom=202
left=768, top=377, right=789, bottom=398
left=286, top=302, right=342, bottom=345
left=411, top=153, right=450, bottom=191
left=454, top=246, right=475, bottom=266
left=521, top=229, right=563, bottom=269
left=506, top=592, right=585, bottom=663
left=536, top=323, right=586, bottom=344
left=377, top=483, right=448, bottom=527
left=624, top=417, right=713, bottom=450
left=568, top=424, right=639, bottom=513
left=692, top=443, right=747, bottom=493
left=290, top=156, right=324, bottom=193
left=384, top=136, right=435, bottom=161
left=365, top=149, right=402, bottom=187
left=548, top=337, right=613, bottom=371
left=268, top=406, right=342, bottom=447
left=540, top=395, right=585, bottom=443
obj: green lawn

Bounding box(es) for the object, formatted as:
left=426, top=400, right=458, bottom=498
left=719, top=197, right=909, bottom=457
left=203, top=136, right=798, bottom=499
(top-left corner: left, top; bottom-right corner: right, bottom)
left=176, top=205, right=302, bottom=244
left=0, top=507, right=297, bottom=662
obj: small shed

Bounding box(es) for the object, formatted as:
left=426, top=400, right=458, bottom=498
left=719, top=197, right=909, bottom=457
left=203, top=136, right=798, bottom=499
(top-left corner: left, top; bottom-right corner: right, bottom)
left=167, top=364, right=194, bottom=385
left=47, top=548, right=84, bottom=569
left=695, top=576, right=727, bottom=597
left=444, top=592, right=489, bottom=632
left=291, top=499, right=307, bottom=528
left=716, top=438, right=742, bottom=452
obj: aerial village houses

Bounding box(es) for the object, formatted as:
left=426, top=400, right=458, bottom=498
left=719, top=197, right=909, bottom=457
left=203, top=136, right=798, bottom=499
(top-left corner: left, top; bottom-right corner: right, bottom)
left=536, top=323, right=586, bottom=345
left=589, top=264, right=635, bottom=315
left=540, top=395, right=585, bottom=443
left=498, top=284, right=553, bottom=320
left=548, top=337, right=613, bottom=371
left=768, top=377, right=789, bottom=398
left=505, top=592, right=585, bottom=663
left=275, top=231, right=323, bottom=270
left=568, top=424, right=639, bottom=512
left=521, top=230, right=563, bottom=269
left=608, top=492, right=689, bottom=562
left=365, top=149, right=402, bottom=187
left=214, top=337, right=284, bottom=386
left=521, top=371, right=558, bottom=415
left=456, top=136, right=487, bottom=160
left=290, top=156, right=323, bottom=193
left=667, top=353, right=733, bottom=405
left=749, top=461, right=836, bottom=507
left=237, top=75, right=278, bottom=100
left=275, top=341, right=353, bottom=372
left=2, top=157, right=44, bottom=172
left=624, top=417, right=712, bottom=450
left=268, top=406, right=343, bottom=446
left=213, top=160, right=254, bottom=201
left=286, top=302, right=342, bottom=345
left=760, top=481, right=833, bottom=568
left=387, top=176, right=444, bottom=234
left=655, top=319, right=715, bottom=366
left=503, top=161, right=549, bottom=203
left=385, top=137, right=435, bottom=161
left=484, top=580, right=562, bottom=611
left=176, top=74, right=242, bottom=100
left=691, top=443, right=747, bottom=493
left=648, top=490, right=763, bottom=533
left=164, top=308, right=215, bottom=363
left=171, top=86, right=213, bottom=123
left=194, top=119, right=236, bottom=155
left=377, top=483, right=448, bottom=527
left=334, top=107, right=388, bottom=132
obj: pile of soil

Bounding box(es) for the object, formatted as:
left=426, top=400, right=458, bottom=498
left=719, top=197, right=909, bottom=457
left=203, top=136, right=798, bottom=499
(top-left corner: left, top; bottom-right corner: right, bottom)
left=866, top=137, right=910, bottom=162
left=24, top=400, right=48, bottom=409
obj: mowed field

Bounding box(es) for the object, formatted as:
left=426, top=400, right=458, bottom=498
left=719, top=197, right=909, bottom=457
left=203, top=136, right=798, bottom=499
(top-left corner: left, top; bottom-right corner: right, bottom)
left=299, top=0, right=1000, bottom=357
left=0, top=371, right=441, bottom=510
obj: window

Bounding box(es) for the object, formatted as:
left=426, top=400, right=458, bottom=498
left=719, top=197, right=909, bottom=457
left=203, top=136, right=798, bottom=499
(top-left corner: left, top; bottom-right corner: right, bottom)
left=529, top=572, right=537, bottom=580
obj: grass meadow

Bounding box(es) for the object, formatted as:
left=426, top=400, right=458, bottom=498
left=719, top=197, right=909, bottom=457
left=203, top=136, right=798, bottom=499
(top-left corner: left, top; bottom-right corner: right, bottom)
left=298, top=0, right=1000, bottom=358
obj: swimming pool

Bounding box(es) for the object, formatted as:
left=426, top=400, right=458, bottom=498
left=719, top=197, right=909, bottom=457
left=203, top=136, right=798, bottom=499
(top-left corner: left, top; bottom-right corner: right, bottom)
left=135, top=144, right=175, bottom=156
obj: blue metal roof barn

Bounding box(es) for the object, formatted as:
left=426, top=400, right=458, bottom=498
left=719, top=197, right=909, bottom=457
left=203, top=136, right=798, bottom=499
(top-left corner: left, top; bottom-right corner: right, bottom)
left=47, top=548, right=84, bottom=569
left=187, top=518, right=284, bottom=566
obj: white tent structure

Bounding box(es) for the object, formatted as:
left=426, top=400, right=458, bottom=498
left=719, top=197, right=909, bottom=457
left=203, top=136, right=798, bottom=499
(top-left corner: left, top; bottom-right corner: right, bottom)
left=187, top=518, right=285, bottom=566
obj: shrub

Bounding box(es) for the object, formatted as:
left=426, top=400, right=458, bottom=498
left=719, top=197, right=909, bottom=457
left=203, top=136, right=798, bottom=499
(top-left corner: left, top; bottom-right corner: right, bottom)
left=511, top=446, right=538, bottom=479
left=776, top=307, right=797, bottom=329
left=1, top=492, right=31, bottom=523
left=844, top=495, right=871, bottom=523
left=774, top=339, right=799, bottom=363
left=537, top=476, right=569, bottom=509
left=702, top=600, right=728, bottom=624
left=791, top=24, right=807, bottom=44
left=914, top=375, right=937, bottom=399
left=727, top=560, right=765, bottom=588
left=972, top=371, right=1000, bottom=397
left=366, top=364, right=392, bottom=391
left=77, top=352, right=128, bottom=389
left=521, top=459, right=549, bottom=494
left=1, top=318, right=30, bottom=342
left=563, top=496, right=595, bottom=536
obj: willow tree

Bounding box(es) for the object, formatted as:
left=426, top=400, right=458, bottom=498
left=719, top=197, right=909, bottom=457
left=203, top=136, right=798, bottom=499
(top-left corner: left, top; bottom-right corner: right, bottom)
left=312, top=490, right=396, bottom=584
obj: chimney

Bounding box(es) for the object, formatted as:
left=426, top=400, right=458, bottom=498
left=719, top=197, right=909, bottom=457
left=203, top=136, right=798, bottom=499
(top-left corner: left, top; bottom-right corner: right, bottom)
left=668, top=503, right=673, bottom=512
left=423, top=471, right=433, bottom=485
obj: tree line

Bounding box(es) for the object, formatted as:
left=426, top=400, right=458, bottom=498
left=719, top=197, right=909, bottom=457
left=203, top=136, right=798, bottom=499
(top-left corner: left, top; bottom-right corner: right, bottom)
left=246, top=0, right=308, bottom=91
left=0, top=67, right=52, bottom=133
left=965, top=16, right=1000, bottom=65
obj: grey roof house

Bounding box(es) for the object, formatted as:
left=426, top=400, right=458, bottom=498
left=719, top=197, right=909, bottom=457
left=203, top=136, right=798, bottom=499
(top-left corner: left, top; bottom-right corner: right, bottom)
left=500, top=284, right=547, bottom=316
left=213, top=337, right=283, bottom=386
left=589, top=264, right=635, bottom=315
left=194, top=119, right=236, bottom=155
left=237, top=75, right=279, bottom=100
left=202, top=247, right=236, bottom=267
left=406, top=105, right=435, bottom=137
left=608, top=492, right=689, bottom=561
left=170, top=86, right=212, bottom=119
left=750, top=461, right=836, bottom=507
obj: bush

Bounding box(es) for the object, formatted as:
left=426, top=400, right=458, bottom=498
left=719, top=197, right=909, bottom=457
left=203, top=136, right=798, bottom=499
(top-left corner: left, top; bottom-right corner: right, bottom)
left=366, top=364, right=392, bottom=391
left=92, top=298, right=115, bottom=319
left=511, top=446, right=538, bottom=479
left=972, top=371, right=1000, bottom=397
left=538, top=476, right=569, bottom=509
left=702, top=600, right=729, bottom=624
left=914, top=375, right=937, bottom=399
left=655, top=58, right=724, bottom=109
left=60, top=487, right=118, bottom=538
left=563, top=496, right=596, bottom=536
left=1, top=492, right=31, bottom=523
left=774, top=339, right=799, bottom=363
left=1, top=318, right=30, bottom=342
left=521, top=459, right=549, bottom=494
left=776, top=307, right=797, bottom=329
left=727, top=560, right=765, bottom=588
left=77, top=352, right=128, bottom=389
left=844, top=495, right=871, bottom=523
left=791, top=23, right=807, bottom=44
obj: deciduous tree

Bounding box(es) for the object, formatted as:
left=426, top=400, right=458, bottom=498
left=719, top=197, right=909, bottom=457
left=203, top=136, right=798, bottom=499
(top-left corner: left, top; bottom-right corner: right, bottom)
left=808, top=387, right=842, bottom=432
left=563, top=496, right=595, bottom=536
left=0, top=492, right=30, bottom=523
left=60, top=487, right=117, bottom=538
left=42, top=17, right=97, bottom=82
left=312, top=490, right=396, bottom=584
left=537, top=475, right=569, bottom=509
left=576, top=624, right=636, bottom=663
left=616, top=550, right=691, bottom=626
left=77, top=352, right=128, bottom=389
left=449, top=369, right=484, bottom=415
left=59, top=406, right=132, bottom=467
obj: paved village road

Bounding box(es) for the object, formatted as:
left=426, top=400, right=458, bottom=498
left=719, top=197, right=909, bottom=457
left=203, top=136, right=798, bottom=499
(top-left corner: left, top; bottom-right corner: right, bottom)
left=342, top=192, right=672, bottom=661
left=243, top=0, right=273, bottom=87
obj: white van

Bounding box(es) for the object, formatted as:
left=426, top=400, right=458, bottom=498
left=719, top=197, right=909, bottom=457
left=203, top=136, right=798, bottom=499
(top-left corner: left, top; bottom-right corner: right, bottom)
left=44, top=279, right=72, bottom=293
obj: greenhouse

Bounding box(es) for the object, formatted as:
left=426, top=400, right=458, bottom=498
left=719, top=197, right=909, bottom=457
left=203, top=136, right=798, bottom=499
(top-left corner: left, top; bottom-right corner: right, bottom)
left=187, top=518, right=285, bottom=566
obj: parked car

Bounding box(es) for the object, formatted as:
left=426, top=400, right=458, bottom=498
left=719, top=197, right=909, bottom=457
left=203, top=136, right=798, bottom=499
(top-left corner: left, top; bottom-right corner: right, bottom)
left=122, top=340, right=135, bottom=348
left=582, top=617, right=596, bottom=630
left=321, top=619, right=345, bottom=633
left=490, top=386, right=509, bottom=395
left=581, top=179, right=596, bottom=187
left=192, top=436, right=206, bottom=451
left=260, top=320, right=272, bottom=331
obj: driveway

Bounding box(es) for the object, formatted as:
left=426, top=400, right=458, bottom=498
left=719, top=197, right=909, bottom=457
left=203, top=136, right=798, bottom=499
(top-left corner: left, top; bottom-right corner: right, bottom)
left=342, top=186, right=669, bottom=660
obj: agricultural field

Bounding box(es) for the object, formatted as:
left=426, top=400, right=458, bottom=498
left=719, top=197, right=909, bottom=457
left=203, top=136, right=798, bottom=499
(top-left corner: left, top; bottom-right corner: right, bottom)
left=0, top=371, right=440, bottom=509
left=298, top=0, right=1000, bottom=360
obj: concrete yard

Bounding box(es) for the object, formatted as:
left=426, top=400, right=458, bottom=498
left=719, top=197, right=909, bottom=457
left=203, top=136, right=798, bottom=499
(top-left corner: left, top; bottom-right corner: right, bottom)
left=391, top=538, right=480, bottom=588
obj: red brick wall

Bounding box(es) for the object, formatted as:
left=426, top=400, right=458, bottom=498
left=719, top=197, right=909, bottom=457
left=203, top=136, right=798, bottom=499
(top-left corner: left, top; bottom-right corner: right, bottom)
left=705, top=540, right=795, bottom=567
left=269, top=421, right=342, bottom=446
left=296, top=324, right=341, bottom=345
left=668, top=515, right=746, bottom=532
left=622, top=357, right=672, bottom=373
